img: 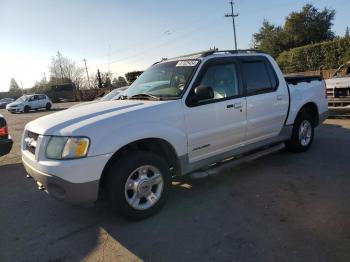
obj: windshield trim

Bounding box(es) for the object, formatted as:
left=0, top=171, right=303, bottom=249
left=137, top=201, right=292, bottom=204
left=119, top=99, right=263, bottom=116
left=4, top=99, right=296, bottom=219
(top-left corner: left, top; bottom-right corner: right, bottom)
left=177, top=59, right=202, bottom=99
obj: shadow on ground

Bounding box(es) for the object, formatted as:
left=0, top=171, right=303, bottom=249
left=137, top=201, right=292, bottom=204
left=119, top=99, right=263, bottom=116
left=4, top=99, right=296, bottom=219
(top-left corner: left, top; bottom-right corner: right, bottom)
left=0, top=122, right=350, bottom=262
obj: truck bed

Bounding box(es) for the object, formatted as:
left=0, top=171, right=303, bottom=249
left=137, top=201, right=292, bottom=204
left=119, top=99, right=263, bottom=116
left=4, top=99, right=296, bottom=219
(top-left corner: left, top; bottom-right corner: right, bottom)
left=284, top=75, right=323, bottom=85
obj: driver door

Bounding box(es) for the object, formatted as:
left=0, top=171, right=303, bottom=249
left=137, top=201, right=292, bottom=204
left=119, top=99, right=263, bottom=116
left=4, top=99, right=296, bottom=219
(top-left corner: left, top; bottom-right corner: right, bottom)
left=183, top=58, right=247, bottom=163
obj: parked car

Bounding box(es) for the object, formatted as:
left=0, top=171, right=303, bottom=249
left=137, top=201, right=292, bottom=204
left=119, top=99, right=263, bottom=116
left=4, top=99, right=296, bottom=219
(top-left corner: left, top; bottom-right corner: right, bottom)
left=325, top=61, right=350, bottom=110
left=0, top=114, right=13, bottom=156
left=70, top=86, right=129, bottom=109
left=100, top=86, right=129, bottom=101
left=21, top=50, right=328, bottom=220
left=6, top=94, right=52, bottom=113
left=0, top=98, right=15, bottom=109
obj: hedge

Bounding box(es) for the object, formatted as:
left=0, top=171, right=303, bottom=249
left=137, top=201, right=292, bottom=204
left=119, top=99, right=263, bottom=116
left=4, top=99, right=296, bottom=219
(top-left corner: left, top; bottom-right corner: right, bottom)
left=277, top=38, right=350, bottom=73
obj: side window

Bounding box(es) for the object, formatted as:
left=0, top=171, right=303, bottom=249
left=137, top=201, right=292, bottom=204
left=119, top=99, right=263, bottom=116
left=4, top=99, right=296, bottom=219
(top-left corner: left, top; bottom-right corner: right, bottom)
left=39, top=95, right=46, bottom=100
left=242, top=61, right=275, bottom=95
left=199, top=63, right=240, bottom=100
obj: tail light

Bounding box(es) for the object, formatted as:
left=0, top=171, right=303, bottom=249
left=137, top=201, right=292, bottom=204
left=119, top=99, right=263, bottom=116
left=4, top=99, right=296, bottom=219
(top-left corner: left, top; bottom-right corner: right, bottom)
left=0, top=125, right=8, bottom=138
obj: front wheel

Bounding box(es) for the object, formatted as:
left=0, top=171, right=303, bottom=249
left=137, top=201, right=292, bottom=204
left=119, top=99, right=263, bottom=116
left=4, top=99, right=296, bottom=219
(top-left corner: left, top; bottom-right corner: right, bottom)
left=23, top=106, right=30, bottom=113
left=285, top=111, right=314, bottom=152
left=106, top=151, right=171, bottom=220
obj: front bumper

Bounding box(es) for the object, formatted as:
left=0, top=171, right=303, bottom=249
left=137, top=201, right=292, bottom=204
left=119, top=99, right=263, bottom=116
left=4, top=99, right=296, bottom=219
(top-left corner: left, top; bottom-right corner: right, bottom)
left=22, top=157, right=100, bottom=205
left=7, top=107, right=20, bottom=113
left=0, top=137, right=13, bottom=156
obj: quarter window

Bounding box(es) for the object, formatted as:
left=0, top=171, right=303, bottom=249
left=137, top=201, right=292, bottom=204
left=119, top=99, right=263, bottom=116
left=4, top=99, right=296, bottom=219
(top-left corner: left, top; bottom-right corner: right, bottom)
left=242, top=61, right=275, bottom=95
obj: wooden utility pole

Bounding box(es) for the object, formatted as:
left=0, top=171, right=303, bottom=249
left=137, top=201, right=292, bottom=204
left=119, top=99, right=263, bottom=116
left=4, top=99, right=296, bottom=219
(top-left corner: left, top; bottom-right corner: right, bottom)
left=225, top=1, right=239, bottom=50
left=82, top=58, right=91, bottom=88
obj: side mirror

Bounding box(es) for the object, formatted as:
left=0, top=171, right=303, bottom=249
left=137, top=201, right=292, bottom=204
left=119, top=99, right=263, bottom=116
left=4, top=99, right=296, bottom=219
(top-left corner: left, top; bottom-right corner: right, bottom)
left=192, top=85, right=214, bottom=103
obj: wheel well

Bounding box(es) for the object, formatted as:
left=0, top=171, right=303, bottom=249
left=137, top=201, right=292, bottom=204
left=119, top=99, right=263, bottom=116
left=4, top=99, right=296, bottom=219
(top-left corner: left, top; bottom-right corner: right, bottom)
left=298, top=102, right=319, bottom=127
left=99, top=138, right=180, bottom=189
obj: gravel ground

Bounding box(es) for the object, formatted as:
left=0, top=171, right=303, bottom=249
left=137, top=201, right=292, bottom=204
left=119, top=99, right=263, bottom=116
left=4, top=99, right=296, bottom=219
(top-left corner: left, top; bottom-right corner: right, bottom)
left=0, top=106, right=349, bottom=262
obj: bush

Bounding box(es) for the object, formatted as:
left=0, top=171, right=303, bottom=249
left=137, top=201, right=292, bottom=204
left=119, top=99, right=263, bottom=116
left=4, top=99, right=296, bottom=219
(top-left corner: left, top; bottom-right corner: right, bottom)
left=277, top=38, right=350, bottom=73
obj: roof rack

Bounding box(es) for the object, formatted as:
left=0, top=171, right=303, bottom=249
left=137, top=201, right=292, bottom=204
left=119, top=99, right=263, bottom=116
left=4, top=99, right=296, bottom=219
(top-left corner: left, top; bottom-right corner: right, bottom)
left=200, top=49, right=266, bottom=57
left=154, top=49, right=267, bottom=64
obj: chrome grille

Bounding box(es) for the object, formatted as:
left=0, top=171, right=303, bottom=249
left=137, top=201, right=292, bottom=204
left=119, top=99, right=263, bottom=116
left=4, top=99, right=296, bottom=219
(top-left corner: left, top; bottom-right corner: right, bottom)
left=25, top=131, right=39, bottom=155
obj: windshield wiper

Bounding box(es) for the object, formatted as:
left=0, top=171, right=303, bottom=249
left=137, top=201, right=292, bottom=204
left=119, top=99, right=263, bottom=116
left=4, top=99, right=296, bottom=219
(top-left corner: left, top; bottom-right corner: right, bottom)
left=117, top=95, right=129, bottom=100
left=128, top=93, right=161, bottom=101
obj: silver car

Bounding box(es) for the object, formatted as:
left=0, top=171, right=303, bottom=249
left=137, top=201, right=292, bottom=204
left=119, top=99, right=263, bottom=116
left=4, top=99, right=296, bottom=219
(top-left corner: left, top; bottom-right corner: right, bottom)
left=0, top=98, right=15, bottom=109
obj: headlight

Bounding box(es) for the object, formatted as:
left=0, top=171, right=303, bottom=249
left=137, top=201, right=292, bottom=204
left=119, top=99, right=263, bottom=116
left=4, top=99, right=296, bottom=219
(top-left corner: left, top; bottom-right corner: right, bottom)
left=46, top=136, right=90, bottom=160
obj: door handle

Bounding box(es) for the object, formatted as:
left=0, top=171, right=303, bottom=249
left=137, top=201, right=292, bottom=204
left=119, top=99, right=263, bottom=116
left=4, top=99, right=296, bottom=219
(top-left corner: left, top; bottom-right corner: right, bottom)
left=277, top=95, right=283, bottom=101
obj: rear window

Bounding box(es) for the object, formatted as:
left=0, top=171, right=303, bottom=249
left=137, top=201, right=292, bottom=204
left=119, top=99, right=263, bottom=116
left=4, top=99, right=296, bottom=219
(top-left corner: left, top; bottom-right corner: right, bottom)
left=242, top=61, right=276, bottom=95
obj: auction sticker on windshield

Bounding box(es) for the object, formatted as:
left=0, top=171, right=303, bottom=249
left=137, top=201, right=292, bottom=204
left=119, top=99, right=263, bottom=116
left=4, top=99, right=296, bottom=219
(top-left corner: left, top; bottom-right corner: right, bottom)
left=176, top=60, right=198, bottom=67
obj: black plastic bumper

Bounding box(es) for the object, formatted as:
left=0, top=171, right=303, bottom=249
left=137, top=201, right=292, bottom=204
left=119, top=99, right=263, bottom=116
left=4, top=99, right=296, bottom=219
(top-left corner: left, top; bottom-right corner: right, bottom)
left=0, top=137, right=13, bottom=156
left=22, top=158, right=99, bottom=205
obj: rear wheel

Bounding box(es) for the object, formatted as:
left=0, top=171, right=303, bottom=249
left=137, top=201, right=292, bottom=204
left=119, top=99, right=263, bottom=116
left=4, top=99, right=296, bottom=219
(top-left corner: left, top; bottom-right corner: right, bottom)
left=285, top=111, right=314, bottom=152
left=23, top=106, right=30, bottom=113
left=106, top=151, right=171, bottom=220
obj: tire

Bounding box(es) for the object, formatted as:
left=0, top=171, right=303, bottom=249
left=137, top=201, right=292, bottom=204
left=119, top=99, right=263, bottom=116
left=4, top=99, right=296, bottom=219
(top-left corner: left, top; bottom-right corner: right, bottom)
left=23, top=106, right=30, bottom=113
left=46, top=103, right=52, bottom=110
left=106, top=151, right=171, bottom=220
left=285, top=111, right=314, bottom=153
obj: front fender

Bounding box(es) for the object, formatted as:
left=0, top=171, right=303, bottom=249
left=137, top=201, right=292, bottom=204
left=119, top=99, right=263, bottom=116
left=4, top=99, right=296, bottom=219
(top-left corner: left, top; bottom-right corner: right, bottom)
left=89, top=121, right=188, bottom=158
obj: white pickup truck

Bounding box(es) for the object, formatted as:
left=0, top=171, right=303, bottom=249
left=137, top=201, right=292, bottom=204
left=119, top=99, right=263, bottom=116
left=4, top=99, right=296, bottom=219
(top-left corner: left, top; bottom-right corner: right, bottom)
left=325, top=61, right=350, bottom=110
left=22, top=50, right=328, bottom=219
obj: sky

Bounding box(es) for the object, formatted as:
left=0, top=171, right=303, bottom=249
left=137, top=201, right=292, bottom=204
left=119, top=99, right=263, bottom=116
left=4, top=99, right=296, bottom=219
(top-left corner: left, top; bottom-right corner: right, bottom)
left=0, top=0, right=349, bottom=91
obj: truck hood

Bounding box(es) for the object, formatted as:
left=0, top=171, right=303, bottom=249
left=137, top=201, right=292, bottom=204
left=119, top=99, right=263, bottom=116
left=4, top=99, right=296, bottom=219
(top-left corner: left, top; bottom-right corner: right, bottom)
left=325, top=77, right=350, bottom=89
left=26, top=100, right=173, bottom=136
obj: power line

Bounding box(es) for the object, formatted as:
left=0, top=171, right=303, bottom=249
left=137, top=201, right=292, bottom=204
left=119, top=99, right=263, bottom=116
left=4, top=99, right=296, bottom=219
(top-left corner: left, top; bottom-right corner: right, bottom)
left=95, top=18, right=218, bottom=68
left=82, top=58, right=91, bottom=88
left=88, top=10, right=218, bottom=62
left=225, top=1, right=239, bottom=50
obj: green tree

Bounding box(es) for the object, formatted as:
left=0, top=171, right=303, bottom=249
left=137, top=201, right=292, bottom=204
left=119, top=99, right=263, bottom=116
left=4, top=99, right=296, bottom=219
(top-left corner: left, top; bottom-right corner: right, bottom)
left=284, top=4, right=335, bottom=47
left=345, top=26, right=350, bottom=38
left=117, top=76, right=128, bottom=87
left=253, top=4, right=335, bottom=57
left=9, top=78, right=21, bottom=92
left=252, top=20, right=289, bottom=58
left=125, top=71, right=143, bottom=84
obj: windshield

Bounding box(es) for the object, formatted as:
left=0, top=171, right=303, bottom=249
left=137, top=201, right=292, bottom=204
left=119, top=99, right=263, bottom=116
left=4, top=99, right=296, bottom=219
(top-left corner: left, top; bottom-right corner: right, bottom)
left=123, top=60, right=199, bottom=99
left=15, top=95, right=28, bottom=103
left=333, top=62, right=350, bottom=78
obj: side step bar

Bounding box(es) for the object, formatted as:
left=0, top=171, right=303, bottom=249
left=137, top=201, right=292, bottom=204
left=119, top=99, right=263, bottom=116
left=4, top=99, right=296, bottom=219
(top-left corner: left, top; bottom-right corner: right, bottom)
left=189, top=143, right=285, bottom=179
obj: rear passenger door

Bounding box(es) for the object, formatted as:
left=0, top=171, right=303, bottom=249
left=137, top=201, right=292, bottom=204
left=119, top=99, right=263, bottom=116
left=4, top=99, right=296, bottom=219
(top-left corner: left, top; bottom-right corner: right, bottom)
left=38, top=95, right=47, bottom=108
left=240, top=56, right=289, bottom=143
